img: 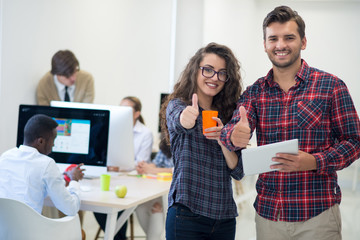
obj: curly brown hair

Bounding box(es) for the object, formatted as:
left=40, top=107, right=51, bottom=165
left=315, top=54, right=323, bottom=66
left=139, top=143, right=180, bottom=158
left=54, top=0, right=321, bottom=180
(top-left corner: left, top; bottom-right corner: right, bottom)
left=160, top=42, right=242, bottom=145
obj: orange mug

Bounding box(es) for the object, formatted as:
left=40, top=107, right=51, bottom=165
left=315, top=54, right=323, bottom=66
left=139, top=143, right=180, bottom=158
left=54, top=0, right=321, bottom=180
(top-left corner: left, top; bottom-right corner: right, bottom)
left=202, top=110, right=218, bottom=134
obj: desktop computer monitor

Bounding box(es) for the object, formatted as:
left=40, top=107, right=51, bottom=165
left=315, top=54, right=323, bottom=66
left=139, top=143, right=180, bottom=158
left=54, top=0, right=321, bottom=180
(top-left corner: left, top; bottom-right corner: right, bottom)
left=50, top=101, right=135, bottom=171
left=17, top=104, right=110, bottom=177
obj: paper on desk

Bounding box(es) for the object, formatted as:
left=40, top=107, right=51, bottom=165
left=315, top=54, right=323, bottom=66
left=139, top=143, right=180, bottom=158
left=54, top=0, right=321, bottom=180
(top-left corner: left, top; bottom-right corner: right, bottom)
left=127, top=170, right=140, bottom=176
left=242, top=139, right=298, bottom=176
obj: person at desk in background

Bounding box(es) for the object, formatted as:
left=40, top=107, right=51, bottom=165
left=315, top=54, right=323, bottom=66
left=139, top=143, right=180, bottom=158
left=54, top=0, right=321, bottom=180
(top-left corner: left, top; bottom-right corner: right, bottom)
left=136, top=136, right=173, bottom=175
left=94, top=96, right=154, bottom=240
left=135, top=136, right=174, bottom=240
left=220, top=6, right=360, bottom=240
left=37, top=49, right=92, bottom=224
left=36, top=49, right=95, bottom=105
left=160, top=42, right=250, bottom=239
left=0, top=114, right=84, bottom=223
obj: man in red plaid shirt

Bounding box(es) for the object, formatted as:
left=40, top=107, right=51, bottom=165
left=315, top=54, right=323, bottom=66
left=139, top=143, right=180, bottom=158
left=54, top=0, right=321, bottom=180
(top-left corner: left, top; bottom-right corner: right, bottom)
left=221, top=5, right=360, bottom=240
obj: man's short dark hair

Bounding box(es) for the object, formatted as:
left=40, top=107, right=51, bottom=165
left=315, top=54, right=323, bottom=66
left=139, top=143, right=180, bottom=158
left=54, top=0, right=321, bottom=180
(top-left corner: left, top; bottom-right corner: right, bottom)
left=23, top=114, right=58, bottom=144
left=50, top=50, right=80, bottom=78
left=263, top=6, right=306, bottom=40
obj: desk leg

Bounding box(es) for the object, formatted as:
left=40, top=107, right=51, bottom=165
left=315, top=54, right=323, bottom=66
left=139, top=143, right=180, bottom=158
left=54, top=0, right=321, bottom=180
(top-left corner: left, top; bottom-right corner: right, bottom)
left=162, top=194, right=168, bottom=239
left=115, top=206, right=137, bottom=234
left=162, top=194, right=168, bottom=216
left=104, top=209, right=119, bottom=240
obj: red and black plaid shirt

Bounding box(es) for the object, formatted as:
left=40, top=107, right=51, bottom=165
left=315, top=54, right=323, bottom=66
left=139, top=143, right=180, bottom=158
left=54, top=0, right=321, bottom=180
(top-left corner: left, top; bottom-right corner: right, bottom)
left=221, top=60, right=360, bottom=221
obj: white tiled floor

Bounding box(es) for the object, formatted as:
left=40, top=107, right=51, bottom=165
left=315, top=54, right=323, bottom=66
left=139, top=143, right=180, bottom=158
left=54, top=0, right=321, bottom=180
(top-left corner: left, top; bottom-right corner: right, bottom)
left=83, top=162, right=360, bottom=240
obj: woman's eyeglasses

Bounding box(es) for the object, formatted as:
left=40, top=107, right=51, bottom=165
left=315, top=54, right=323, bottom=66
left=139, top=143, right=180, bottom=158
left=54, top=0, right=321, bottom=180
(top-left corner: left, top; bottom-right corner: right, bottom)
left=199, top=66, right=229, bottom=82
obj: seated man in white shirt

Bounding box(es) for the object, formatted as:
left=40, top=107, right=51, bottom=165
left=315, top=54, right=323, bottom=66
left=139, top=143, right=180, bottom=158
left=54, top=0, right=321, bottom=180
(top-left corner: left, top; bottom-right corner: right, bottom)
left=0, top=114, right=84, bottom=216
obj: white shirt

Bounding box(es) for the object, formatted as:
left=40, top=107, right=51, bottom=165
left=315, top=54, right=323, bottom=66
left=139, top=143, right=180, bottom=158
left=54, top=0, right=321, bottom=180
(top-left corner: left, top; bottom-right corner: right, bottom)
left=133, top=120, right=153, bottom=163
left=0, top=145, right=80, bottom=215
left=54, top=75, right=75, bottom=101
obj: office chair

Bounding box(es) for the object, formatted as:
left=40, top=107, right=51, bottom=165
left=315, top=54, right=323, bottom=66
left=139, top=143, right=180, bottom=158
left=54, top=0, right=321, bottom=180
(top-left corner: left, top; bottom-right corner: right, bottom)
left=0, top=198, right=82, bottom=240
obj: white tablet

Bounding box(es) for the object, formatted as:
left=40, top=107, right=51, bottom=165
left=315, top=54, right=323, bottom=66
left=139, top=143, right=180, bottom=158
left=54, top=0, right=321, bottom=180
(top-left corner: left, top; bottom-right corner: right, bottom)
left=242, top=139, right=299, bottom=176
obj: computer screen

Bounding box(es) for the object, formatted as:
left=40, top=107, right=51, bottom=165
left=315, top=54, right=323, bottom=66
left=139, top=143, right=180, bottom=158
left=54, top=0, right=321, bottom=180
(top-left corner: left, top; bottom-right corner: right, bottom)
left=17, top=105, right=110, bottom=176
left=50, top=101, right=135, bottom=171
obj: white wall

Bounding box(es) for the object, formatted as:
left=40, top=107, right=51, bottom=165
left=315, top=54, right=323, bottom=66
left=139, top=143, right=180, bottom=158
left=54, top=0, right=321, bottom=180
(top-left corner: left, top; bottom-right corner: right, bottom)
left=1, top=0, right=360, bottom=153
left=203, top=0, right=360, bottom=109
left=174, top=0, right=204, bottom=85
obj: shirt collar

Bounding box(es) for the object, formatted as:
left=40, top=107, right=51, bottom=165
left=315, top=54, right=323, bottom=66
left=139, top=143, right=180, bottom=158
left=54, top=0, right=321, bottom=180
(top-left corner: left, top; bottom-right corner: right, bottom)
left=262, top=59, right=309, bottom=88
left=133, top=120, right=142, bottom=133
left=53, top=75, right=75, bottom=91
left=19, top=145, right=39, bottom=154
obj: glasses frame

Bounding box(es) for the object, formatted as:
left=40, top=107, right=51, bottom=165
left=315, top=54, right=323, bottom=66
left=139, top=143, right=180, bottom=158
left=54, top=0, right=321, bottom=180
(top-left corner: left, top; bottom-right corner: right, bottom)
left=199, top=66, right=229, bottom=83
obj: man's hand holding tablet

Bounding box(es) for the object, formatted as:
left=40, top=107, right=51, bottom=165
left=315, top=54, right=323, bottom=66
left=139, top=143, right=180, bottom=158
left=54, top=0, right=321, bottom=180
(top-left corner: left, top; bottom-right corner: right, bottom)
left=242, top=139, right=299, bottom=176
left=271, top=148, right=317, bottom=172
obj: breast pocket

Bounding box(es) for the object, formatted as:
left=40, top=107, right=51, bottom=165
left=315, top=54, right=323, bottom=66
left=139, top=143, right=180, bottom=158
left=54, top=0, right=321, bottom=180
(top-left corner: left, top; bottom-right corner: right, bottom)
left=297, top=100, right=323, bottom=129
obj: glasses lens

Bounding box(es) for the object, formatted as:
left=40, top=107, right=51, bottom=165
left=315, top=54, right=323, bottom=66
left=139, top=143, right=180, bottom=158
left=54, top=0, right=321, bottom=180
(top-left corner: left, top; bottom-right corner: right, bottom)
left=202, top=67, right=215, bottom=78
left=218, top=71, right=228, bottom=82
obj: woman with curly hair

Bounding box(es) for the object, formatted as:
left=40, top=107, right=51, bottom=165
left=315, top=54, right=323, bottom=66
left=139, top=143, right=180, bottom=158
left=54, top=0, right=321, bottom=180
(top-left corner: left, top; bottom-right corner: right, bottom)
left=160, top=42, right=250, bottom=239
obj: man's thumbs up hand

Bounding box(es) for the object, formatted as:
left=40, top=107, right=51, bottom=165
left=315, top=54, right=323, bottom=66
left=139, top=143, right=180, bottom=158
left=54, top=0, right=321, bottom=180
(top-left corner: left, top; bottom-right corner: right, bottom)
left=180, top=93, right=199, bottom=129
left=230, top=106, right=251, bottom=148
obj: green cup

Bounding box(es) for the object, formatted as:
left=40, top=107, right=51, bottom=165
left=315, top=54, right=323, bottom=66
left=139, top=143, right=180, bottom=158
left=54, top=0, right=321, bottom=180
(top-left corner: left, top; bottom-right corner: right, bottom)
left=100, top=174, right=111, bottom=191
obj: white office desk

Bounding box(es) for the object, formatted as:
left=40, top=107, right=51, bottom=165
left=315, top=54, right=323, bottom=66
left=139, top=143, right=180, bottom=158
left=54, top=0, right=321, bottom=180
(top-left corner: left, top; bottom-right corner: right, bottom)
left=45, top=174, right=171, bottom=240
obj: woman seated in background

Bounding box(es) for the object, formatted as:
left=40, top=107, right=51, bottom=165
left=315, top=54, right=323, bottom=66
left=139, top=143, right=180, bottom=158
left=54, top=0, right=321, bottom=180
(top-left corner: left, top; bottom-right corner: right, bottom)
left=135, top=136, right=174, bottom=240
left=94, top=96, right=153, bottom=240
left=136, top=134, right=173, bottom=174
left=120, top=96, right=153, bottom=164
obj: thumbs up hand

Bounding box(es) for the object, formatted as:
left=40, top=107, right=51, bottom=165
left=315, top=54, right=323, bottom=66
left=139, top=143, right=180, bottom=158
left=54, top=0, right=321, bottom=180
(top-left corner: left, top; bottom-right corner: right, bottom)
left=180, top=93, right=199, bottom=129
left=230, top=106, right=251, bottom=148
